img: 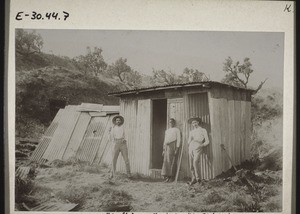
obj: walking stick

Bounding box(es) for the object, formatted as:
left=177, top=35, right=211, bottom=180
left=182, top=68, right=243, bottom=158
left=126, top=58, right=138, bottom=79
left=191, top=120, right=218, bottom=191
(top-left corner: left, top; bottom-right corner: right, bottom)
left=174, top=143, right=184, bottom=183
left=220, top=144, right=237, bottom=171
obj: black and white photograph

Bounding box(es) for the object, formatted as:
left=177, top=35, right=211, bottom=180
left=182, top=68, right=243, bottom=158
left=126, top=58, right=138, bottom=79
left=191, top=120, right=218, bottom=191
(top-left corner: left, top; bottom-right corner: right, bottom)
left=13, top=29, right=285, bottom=212
left=6, top=1, right=295, bottom=213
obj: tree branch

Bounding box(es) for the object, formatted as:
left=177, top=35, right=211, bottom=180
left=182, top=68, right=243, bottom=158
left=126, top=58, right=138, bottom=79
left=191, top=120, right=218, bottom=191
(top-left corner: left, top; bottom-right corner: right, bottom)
left=253, top=78, right=268, bottom=95
left=228, top=66, right=247, bottom=87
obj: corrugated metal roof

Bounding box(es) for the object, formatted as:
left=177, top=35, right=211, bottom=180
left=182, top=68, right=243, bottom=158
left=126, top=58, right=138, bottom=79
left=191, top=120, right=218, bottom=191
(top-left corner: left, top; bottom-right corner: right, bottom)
left=108, top=81, right=255, bottom=96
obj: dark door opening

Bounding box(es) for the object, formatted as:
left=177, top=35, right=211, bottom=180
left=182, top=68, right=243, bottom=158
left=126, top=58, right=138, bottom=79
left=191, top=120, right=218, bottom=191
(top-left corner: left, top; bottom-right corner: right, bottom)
left=151, top=99, right=167, bottom=169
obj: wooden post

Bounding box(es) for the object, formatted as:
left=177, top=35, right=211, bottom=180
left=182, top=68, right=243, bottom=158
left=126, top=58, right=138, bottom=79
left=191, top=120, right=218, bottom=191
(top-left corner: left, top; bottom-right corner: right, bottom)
left=175, top=143, right=184, bottom=183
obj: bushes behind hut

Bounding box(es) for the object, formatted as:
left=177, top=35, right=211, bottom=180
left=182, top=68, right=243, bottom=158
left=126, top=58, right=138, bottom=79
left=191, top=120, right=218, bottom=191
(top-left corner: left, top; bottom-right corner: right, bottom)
left=250, top=89, right=283, bottom=170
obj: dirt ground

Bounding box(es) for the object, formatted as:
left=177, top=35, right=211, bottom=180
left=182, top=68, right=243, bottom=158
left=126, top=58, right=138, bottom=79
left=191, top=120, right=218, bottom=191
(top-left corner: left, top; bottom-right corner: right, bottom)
left=15, top=111, right=283, bottom=212
left=16, top=160, right=282, bottom=212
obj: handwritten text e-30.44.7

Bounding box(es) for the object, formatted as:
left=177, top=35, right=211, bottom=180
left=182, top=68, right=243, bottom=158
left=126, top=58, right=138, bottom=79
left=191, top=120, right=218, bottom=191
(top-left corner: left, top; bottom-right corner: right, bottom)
left=15, top=11, right=70, bottom=21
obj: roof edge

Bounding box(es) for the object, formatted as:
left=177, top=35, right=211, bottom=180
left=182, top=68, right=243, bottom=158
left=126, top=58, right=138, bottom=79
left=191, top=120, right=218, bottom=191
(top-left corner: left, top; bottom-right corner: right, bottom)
left=108, top=81, right=255, bottom=97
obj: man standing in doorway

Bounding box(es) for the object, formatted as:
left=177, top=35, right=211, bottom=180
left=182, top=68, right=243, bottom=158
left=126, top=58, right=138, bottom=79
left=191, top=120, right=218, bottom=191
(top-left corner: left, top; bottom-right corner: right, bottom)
left=110, top=115, right=131, bottom=179
left=161, top=118, right=181, bottom=182
left=187, top=117, right=209, bottom=185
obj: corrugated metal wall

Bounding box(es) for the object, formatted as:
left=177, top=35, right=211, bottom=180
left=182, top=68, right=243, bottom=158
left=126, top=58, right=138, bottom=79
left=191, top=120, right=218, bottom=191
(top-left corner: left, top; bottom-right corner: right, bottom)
left=117, top=99, right=139, bottom=173
left=94, top=114, right=115, bottom=165
left=113, top=87, right=251, bottom=179
left=30, top=109, right=63, bottom=162
left=209, top=91, right=251, bottom=177
left=42, top=109, right=81, bottom=161
left=76, top=116, right=110, bottom=163
left=31, top=107, right=118, bottom=166
left=62, top=112, right=91, bottom=161
left=183, top=92, right=213, bottom=179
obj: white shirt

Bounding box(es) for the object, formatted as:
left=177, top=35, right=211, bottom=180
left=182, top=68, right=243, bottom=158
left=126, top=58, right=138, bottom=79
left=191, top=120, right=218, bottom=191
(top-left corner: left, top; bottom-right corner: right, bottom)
left=188, top=127, right=209, bottom=149
left=164, top=127, right=181, bottom=147
left=111, top=125, right=125, bottom=140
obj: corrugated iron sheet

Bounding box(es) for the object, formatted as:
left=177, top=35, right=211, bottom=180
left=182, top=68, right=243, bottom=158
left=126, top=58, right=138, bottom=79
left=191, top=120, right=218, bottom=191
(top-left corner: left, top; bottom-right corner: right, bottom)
left=42, top=109, right=81, bottom=161
left=30, top=104, right=120, bottom=164
left=94, top=114, right=116, bottom=165
left=24, top=202, right=78, bottom=211
left=209, top=90, right=252, bottom=177
left=117, top=99, right=151, bottom=175
left=76, top=116, right=109, bottom=163
left=64, top=105, right=79, bottom=110
left=102, top=105, right=120, bottom=112
left=89, top=112, right=107, bottom=117
left=30, top=109, right=63, bottom=162
left=77, top=103, right=103, bottom=112
left=62, top=112, right=91, bottom=161
left=116, top=99, right=138, bottom=173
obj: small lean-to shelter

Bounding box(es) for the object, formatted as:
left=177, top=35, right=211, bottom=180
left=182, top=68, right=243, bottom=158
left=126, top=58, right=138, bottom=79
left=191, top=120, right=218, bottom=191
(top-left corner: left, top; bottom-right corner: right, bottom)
left=108, top=81, right=254, bottom=180
left=30, top=103, right=119, bottom=165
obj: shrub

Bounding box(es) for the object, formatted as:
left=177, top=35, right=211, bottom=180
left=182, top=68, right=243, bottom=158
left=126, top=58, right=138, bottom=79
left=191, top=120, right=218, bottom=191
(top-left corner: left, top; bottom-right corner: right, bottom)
left=15, top=177, right=35, bottom=203
left=56, top=185, right=88, bottom=208
left=203, top=190, right=225, bottom=204
left=99, top=188, right=132, bottom=208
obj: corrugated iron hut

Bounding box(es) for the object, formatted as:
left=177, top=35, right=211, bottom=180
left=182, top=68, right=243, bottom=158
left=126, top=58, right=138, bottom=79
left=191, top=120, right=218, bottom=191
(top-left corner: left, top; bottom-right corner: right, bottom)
left=109, top=81, right=254, bottom=180
left=30, top=103, right=119, bottom=165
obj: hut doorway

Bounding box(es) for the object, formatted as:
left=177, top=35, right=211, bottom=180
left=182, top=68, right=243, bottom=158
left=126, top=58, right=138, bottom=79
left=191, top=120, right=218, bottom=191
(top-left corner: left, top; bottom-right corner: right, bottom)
left=151, top=99, right=167, bottom=169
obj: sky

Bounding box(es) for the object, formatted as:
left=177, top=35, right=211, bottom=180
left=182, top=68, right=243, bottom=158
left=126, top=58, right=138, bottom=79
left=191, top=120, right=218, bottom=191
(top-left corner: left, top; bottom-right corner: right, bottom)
left=32, top=29, right=284, bottom=89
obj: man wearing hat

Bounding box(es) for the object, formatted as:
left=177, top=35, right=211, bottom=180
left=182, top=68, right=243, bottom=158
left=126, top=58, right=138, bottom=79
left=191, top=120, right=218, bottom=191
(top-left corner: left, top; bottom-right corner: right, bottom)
left=187, top=117, right=209, bottom=185
left=110, top=115, right=131, bottom=179
left=161, top=118, right=181, bottom=182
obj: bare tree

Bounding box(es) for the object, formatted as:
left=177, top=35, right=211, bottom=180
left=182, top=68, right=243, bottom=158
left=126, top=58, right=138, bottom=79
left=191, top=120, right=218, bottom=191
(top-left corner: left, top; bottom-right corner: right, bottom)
left=222, top=57, right=267, bottom=94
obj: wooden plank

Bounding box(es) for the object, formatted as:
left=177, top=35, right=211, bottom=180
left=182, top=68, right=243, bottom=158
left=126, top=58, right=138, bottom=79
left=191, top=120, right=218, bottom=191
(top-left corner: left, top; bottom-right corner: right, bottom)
left=133, top=99, right=151, bottom=175
left=221, top=98, right=230, bottom=171
left=240, top=101, right=247, bottom=162
left=234, top=100, right=241, bottom=165
left=245, top=101, right=252, bottom=160
left=182, top=94, right=190, bottom=178
left=208, top=96, right=221, bottom=177
left=227, top=100, right=235, bottom=168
